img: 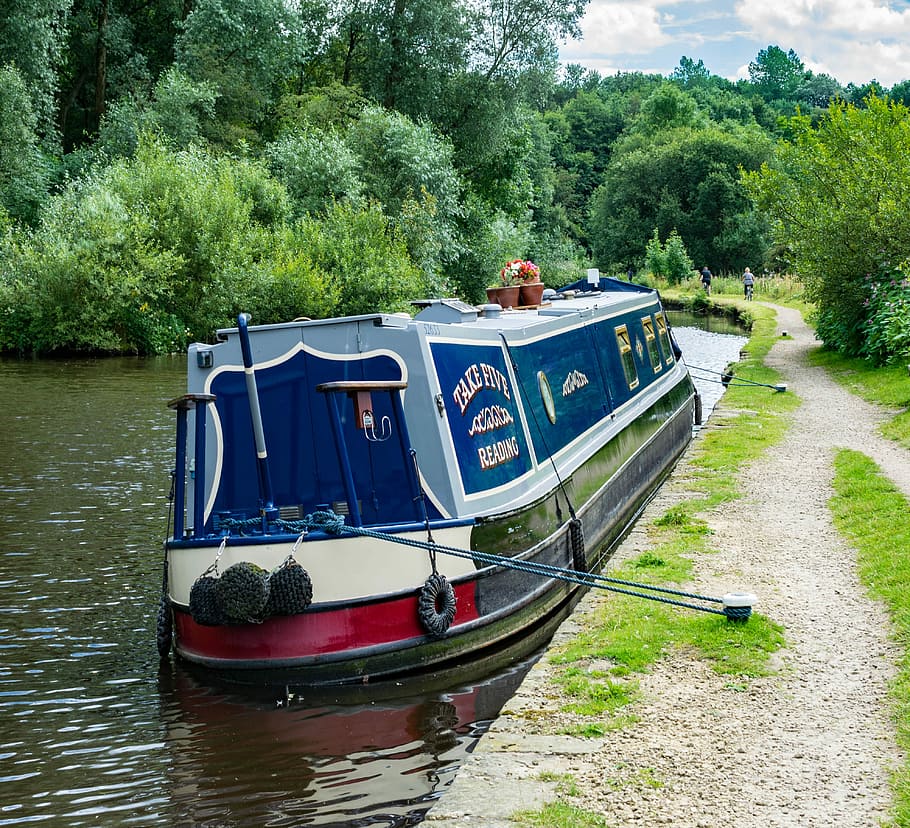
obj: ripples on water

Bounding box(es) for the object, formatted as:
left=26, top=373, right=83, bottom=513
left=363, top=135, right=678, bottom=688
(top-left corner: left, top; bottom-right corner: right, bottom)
left=0, top=321, right=745, bottom=826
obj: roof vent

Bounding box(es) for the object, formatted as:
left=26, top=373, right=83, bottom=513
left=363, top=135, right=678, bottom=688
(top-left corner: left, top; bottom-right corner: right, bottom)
left=412, top=298, right=479, bottom=324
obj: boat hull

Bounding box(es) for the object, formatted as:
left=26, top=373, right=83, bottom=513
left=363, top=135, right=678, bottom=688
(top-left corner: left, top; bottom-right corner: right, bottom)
left=169, top=384, right=694, bottom=683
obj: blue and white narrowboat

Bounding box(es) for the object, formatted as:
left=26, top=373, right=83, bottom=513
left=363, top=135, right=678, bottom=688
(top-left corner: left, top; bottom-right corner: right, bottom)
left=156, top=277, right=698, bottom=683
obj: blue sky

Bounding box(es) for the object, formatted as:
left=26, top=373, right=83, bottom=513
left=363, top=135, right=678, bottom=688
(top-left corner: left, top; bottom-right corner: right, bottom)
left=558, top=0, right=910, bottom=88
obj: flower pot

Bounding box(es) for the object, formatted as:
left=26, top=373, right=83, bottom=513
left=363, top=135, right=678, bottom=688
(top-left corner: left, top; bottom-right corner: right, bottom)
left=519, top=282, right=545, bottom=307
left=486, top=286, right=520, bottom=308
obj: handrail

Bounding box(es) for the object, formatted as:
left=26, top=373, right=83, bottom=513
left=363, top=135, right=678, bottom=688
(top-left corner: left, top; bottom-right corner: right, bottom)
left=167, top=393, right=216, bottom=539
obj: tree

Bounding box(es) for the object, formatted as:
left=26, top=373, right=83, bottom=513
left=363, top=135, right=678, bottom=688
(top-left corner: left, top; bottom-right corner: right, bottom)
left=93, top=68, right=217, bottom=159
left=55, top=0, right=186, bottom=150
left=345, top=105, right=463, bottom=277
left=469, top=0, right=588, bottom=82
left=633, top=82, right=703, bottom=134
left=0, top=65, right=50, bottom=224
left=0, top=0, right=70, bottom=144
left=588, top=123, right=772, bottom=272
left=748, top=45, right=805, bottom=103
left=265, top=127, right=362, bottom=217
left=175, top=0, right=308, bottom=142
left=670, top=56, right=711, bottom=89
left=744, top=95, right=910, bottom=358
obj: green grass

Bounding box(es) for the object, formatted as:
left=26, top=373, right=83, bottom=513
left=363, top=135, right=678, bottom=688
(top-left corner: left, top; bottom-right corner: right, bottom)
left=513, top=300, right=910, bottom=826
left=529, top=301, right=790, bottom=739
left=510, top=299, right=792, bottom=824
left=513, top=801, right=610, bottom=827
left=829, top=449, right=910, bottom=827
left=809, top=348, right=910, bottom=449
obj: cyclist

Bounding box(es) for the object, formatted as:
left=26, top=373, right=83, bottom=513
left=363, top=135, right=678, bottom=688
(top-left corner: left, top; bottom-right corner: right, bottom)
left=742, top=267, right=755, bottom=300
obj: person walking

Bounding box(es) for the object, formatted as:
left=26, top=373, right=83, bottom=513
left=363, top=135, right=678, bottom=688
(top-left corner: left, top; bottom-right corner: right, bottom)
left=742, top=266, right=755, bottom=299
left=700, top=266, right=712, bottom=295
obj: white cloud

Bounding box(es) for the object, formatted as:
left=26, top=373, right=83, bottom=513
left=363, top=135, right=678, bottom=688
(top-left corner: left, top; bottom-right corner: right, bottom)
left=737, top=0, right=910, bottom=37
left=735, top=0, right=910, bottom=85
left=561, top=2, right=672, bottom=59
left=559, top=0, right=910, bottom=86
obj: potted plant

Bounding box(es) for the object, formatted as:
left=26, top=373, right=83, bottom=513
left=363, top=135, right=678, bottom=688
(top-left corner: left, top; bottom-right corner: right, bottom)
left=486, top=265, right=522, bottom=308
left=500, top=259, right=544, bottom=307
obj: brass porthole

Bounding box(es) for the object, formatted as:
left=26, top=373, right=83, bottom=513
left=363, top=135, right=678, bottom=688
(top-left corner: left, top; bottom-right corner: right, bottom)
left=538, top=371, right=557, bottom=424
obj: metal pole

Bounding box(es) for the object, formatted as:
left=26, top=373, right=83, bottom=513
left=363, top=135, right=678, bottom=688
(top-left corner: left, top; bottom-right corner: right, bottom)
left=236, top=313, right=278, bottom=526
left=173, top=405, right=188, bottom=539
left=192, top=398, right=208, bottom=537
left=324, top=392, right=363, bottom=527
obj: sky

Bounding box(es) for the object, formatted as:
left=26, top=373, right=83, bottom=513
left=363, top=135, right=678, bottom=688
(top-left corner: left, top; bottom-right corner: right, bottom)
left=558, top=0, right=910, bottom=88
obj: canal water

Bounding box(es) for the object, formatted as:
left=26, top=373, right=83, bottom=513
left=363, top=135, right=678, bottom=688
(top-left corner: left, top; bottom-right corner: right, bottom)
left=0, top=319, right=744, bottom=827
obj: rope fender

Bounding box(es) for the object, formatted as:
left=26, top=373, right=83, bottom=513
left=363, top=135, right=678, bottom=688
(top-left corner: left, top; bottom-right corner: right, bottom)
left=418, top=572, right=457, bottom=637
left=156, top=561, right=173, bottom=658
left=569, top=518, right=586, bottom=573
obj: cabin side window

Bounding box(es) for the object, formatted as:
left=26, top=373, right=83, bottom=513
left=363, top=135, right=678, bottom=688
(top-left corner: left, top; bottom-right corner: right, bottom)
left=655, top=314, right=675, bottom=366
left=615, top=325, right=639, bottom=390
left=641, top=316, right=662, bottom=374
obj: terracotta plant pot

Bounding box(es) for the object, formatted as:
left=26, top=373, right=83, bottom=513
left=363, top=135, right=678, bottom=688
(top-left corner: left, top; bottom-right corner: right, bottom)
left=486, top=286, right=520, bottom=308
left=519, top=281, right=545, bottom=307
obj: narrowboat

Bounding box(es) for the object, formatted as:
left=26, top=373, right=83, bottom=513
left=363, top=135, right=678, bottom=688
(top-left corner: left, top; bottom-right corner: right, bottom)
left=156, top=276, right=698, bottom=683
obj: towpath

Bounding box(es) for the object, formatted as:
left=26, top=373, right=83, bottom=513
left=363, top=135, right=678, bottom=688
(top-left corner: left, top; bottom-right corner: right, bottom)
left=427, top=304, right=909, bottom=827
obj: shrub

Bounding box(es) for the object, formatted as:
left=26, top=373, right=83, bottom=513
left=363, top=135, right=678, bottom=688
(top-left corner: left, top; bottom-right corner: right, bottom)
left=645, top=228, right=695, bottom=284
left=860, top=261, right=910, bottom=365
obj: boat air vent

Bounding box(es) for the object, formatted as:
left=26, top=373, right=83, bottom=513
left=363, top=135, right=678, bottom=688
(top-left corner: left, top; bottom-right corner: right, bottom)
left=412, top=298, right=478, bottom=324
left=196, top=348, right=214, bottom=369
left=332, top=500, right=359, bottom=516
left=279, top=504, right=303, bottom=520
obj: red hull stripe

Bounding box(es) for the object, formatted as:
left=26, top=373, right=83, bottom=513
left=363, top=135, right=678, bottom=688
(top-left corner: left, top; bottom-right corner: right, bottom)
left=175, top=581, right=479, bottom=662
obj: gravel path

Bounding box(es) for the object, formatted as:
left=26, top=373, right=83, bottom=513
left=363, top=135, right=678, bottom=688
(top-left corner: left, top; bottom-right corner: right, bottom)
left=429, top=304, right=908, bottom=828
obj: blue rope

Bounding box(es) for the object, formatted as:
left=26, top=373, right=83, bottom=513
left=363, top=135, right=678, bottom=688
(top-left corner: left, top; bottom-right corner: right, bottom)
left=213, top=509, right=750, bottom=620
left=215, top=510, right=347, bottom=535
left=335, top=522, right=743, bottom=619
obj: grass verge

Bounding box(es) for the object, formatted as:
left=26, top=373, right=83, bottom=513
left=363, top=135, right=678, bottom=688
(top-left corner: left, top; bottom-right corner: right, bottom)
left=509, top=302, right=792, bottom=824
left=808, top=349, right=910, bottom=449
left=830, top=449, right=910, bottom=826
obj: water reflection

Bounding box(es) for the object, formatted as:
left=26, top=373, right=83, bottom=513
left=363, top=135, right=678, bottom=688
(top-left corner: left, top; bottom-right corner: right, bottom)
left=0, top=316, right=746, bottom=826
left=154, top=660, right=531, bottom=827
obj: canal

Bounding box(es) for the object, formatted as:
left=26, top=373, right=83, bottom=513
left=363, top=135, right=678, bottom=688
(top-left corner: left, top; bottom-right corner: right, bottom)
left=0, top=317, right=745, bottom=826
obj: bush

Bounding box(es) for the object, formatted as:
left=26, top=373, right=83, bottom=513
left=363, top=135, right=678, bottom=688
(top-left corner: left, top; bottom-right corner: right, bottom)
left=0, top=138, right=295, bottom=353
left=859, top=262, right=910, bottom=365
left=645, top=228, right=695, bottom=284
left=265, top=128, right=362, bottom=217
left=296, top=201, right=428, bottom=317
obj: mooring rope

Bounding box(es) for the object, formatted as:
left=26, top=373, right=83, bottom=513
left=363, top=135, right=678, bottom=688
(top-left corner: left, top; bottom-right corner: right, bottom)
left=685, top=363, right=786, bottom=392
left=329, top=521, right=752, bottom=621
left=216, top=510, right=346, bottom=535
left=211, top=509, right=752, bottom=619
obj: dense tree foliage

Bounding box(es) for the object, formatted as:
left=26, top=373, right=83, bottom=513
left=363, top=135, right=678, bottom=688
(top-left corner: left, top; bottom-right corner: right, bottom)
left=744, top=96, right=910, bottom=362
left=1, top=4, right=908, bottom=359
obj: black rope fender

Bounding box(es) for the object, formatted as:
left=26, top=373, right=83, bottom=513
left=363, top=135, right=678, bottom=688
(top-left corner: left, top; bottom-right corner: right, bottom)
left=569, top=518, right=586, bottom=573
left=156, top=559, right=173, bottom=658
left=417, top=572, right=457, bottom=637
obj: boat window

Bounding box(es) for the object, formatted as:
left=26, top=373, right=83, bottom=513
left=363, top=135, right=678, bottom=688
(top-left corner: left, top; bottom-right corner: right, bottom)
left=655, top=314, right=675, bottom=366
left=615, top=325, right=639, bottom=390
left=641, top=316, right=662, bottom=374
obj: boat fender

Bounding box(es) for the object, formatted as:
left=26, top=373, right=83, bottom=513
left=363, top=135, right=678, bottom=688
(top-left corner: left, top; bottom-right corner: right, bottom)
left=189, top=572, right=228, bottom=626
left=156, top=561, right=173, bottom=658
left=570, top=518, right=587, bottom=573
left=216, top=562, right=271, bottom=623
left=265, top=559, right=313, bottom=616
left=694, top=391, right=703, bottom=426
left=417, top=572, right=457, bottom=637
